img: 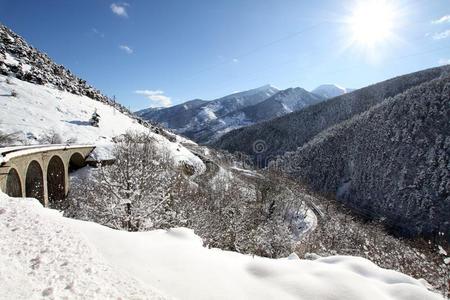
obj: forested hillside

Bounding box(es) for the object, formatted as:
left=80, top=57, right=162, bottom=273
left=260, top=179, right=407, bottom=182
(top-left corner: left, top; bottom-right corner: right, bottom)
left=275, top=74, right=450, bottom=238
left=214, top=66, right=450, bottom=167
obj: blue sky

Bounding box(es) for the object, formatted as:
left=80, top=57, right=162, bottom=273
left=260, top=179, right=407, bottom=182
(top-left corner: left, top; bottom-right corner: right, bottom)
left=0, top=0, right=449, bottom=110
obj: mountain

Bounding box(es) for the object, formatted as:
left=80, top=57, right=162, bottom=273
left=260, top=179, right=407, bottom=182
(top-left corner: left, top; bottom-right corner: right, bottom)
left=237, top=87, right=324, bottom=122
left=136, top=85, right=278, bottom=127
left=137, top=85, right=325, bottom=143
left=187, top=87, right=324, bottom=143
left=136, top=85, right=279, bottom=142
left=0, top=22, right=447, bottom=298
left=136, top=98, right=209, bottom=129
left=213, top=65, right=450, bottom=239
left=312, top=84, right=354, bottom=99
left=0, top=23, right=204, bottom=171
left=0, top=23, right=319, bottom=258
left=214, top=66, right=449, bottom=160
left=279, top=74, right=450, bottom=239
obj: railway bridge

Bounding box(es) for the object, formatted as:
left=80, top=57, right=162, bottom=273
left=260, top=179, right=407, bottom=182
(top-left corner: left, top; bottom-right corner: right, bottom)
left=0, top=144, right=95, bottom=207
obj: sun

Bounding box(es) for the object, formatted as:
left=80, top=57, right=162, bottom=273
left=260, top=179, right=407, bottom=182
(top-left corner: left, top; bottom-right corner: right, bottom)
left=347, top=0, right=396, bottom=47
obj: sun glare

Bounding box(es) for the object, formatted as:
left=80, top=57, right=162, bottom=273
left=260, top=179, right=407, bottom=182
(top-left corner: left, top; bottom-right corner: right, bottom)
left=348, top=0, right=396, bottom=47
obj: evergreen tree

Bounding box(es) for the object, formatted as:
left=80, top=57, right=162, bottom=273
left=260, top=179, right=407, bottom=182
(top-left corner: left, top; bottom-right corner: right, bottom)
left=90, top=109, right=100, bottom=127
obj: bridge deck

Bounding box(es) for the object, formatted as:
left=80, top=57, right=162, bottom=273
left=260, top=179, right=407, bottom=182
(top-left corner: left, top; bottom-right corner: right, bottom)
left=0, top=144, right=96, bottom=166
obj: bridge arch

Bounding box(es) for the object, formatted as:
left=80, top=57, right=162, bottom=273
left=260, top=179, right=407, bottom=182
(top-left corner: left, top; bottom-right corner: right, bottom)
left=5, top=168, right=22, bottom=197
left=47, top=155, right=65, bottom=205
left=69, top=152, right=86, bottom=172
left=25, top=160, right=45, bottom=205
left=1, top=145, right=95, bottom=206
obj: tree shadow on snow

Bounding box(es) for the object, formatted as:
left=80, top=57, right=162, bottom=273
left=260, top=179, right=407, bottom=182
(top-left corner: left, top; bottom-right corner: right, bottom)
left=65, top=120, right=91, bottom=126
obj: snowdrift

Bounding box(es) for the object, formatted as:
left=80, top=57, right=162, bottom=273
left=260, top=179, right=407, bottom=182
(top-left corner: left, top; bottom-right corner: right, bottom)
left=0, top=192, right=442, bottom=300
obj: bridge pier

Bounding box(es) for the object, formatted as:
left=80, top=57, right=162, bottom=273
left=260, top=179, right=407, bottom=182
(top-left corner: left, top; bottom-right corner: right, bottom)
left=0, top=145, right=95, bottom=207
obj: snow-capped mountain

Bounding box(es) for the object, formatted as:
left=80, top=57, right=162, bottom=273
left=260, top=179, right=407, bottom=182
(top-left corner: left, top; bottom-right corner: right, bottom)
left=239, top=87, right=324, bottom=120
left=185, top=87, right=324, bottom=143
left=0, top=23, right=204, bottom=172
left=311, top=84, right=354, bottom=99
left=136, top=85, right=278, bottom=128
left=137, top=85, right=325, bottom=143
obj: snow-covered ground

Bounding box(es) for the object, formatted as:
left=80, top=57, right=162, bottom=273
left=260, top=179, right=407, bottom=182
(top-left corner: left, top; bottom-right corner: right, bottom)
left=0, top=192, right=442, bottom=300
left=0, top=75, right=204, bottom=172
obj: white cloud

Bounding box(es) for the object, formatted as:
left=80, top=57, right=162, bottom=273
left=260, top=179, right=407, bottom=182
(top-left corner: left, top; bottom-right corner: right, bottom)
left=92, top=28, right=105, bottom=38
left=432, top=15, right=450, bottom=24
left=135, top=90, right=172, bottom=107
left=119, top=45, right=133, bottom=54
left=432, top=29, right=450, bottom=40
left=110, top=3, right=129, bottom=17
left=438, top=58, right=450, bottom=65
left=232, top=58, right=239, bottom=63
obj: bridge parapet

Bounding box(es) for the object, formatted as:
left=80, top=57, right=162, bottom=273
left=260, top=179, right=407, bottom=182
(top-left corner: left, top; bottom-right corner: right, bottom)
left=0, top=145, right=95, bottom=207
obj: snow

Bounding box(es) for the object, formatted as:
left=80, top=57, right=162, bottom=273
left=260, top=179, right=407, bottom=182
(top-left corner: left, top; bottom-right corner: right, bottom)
left=0, top=193, right=168, bottom=299
left=0, top=144, right=95, bottom=165
left=438, top=245, right=447, bottom=256
left=293, top=202, right=318, bottom=239
left=4, top=52, right=19, bottom=66
left=5, top=33, right=15, bottom=43
left=168, top=85, right=279, bottom=138
left=0, top=192, right=443, bottom=300
left=231, top=166, right=264, bottom=178
left=281, top=102, right=293, bottom=113
left=21, top=63, right=32, bottom=73
left=0, top=75, right=205, bottom=173
left=273, top=88, right=318, bottom=111
left=216, top=84, right=279, bottom=101
left=198, top=106, right=217, bottom=121
left=233, top=84, right=279, bottom=97
left=312, top=84, right=351, bottom=99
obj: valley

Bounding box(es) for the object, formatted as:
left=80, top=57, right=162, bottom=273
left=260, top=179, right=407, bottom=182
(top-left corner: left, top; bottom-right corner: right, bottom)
left=0, top=2, right=449, bottom=298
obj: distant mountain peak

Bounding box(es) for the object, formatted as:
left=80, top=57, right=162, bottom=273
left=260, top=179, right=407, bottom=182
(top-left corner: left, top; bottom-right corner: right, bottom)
left=255, top=84, right=279, bottom=91
left=225, top=84, right=279, bottom=99
left=316, top=83, right=345, bottom=89
left=311, top=84, right=353, bottom=99
left=136, top=83, right=325, bottom=143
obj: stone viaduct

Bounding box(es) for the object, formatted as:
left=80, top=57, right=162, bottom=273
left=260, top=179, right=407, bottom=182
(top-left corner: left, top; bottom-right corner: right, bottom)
left=0, top=145, right=95, bottom=207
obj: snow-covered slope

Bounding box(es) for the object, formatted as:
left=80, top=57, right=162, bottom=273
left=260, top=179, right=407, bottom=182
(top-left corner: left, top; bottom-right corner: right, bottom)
left=0, top=23, right=203, bottom=171
left=0, top=24, right=128, bottom=112
left=0, top=75, right=204, bottom=171
left=0, top=193, right=442, bottom=300
left=187, top=87, right=325, bottom=143
left=311, top=84, right=354, bottom=99
left=136, top=85, right=280, bottom=143
left=136, top=85, right=279, bottom=127
left=238, top=87, right=324, bottom=120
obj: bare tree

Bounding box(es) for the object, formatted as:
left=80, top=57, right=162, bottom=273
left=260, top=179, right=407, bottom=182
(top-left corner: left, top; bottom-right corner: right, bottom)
left=38, top=131, right=63, bottom=144
left=0, top=131, right=18, bottom=146
left=67, top=132, right=182, bottom=231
